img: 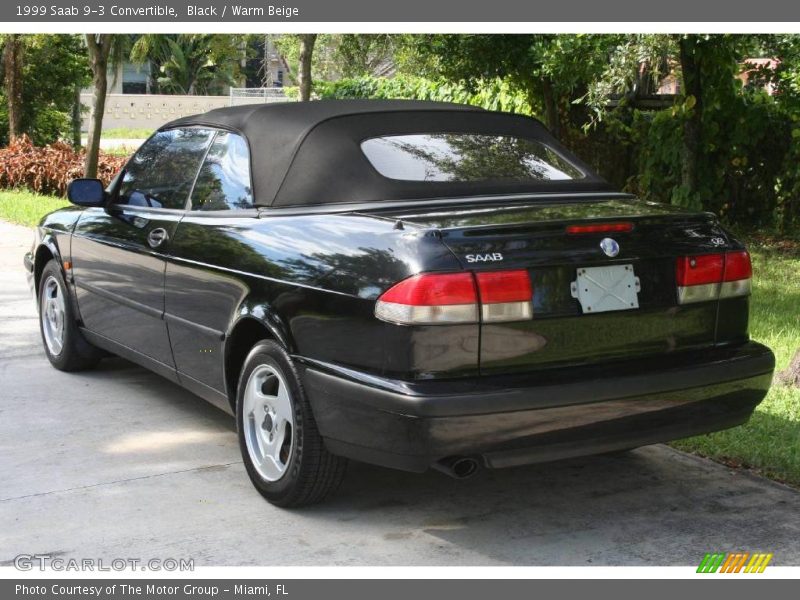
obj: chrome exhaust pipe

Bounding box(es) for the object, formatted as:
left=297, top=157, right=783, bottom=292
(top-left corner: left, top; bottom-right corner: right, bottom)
left=432, top=456, right=479, bottom=479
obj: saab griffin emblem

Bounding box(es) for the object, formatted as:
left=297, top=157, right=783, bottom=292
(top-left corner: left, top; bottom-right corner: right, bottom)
left=599, top=237, right=620, bottom=258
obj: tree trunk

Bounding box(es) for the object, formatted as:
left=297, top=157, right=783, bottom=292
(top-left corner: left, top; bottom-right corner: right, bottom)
left=540, top=78, right=560, bottom=140
left=679, top=35, right=702, bottom=204
left=3, top=34, right=24, bottom=141
left=84, top=34, right=113, bottom=179
left=297, top=34, right=317, bottom=101
left=71, top=84, right=82, bottom=149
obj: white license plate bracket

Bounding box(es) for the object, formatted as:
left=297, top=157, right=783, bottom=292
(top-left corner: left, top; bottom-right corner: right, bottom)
left=570, top=264, right=641, bottom=314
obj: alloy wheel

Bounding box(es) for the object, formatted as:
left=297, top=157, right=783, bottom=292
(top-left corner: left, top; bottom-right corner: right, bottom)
left=40, top=275, right=66, bottom=357
left=242, top=364, right=295, bottom=481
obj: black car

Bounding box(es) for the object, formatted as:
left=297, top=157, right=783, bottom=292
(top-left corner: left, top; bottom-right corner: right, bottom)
left=25, top=100, right=775, bottom=507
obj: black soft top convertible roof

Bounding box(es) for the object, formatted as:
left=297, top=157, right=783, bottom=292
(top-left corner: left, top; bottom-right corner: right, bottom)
left=163, top=99, right=610, bottom=208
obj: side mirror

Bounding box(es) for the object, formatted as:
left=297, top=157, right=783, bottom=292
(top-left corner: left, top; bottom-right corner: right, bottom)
left=67, top=178, right=106, bottom=207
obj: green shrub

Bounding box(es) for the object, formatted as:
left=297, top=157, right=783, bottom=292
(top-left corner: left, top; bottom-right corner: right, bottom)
left=0, top=135, right=127, bottom=196
left=311, top=73, right=800, bottom=231
left=314, top=74, right=532, bottom=114
left=619, top=91, right=794, bottom=228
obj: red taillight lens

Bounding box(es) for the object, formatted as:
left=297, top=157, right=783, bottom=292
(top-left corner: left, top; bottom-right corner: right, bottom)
left=675, top=254, right=725, bottom=286
left=723, top=250, right=752, bottom=282
left=375, top=273, right=479, bottom=325
left=475, top=270, right=532, bottom=304
left=566, top=222, right=634, bottom=235
left=378, top=272, right=477, bottom=306
left=476, top=269, right=533, bottom=323
left=375, top=270, right=534, bottom=325
left=675, top=251, right=751, bottom=304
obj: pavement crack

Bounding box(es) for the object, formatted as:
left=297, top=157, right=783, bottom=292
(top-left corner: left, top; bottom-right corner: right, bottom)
left=0, top=461, right=243, bottom=503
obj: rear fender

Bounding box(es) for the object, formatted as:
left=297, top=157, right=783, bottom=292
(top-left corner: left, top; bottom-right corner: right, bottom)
left=221, top=298, right=296, bottom=406
left=228, top=298, right=294, bottom=352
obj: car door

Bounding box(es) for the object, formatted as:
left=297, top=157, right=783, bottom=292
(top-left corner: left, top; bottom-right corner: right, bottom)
left=164, top=130, right=257, bottom=394
left=71, top=127, right=216, bottom=370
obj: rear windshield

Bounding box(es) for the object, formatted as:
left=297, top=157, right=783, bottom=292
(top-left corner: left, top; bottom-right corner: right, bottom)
left=361, top=133, right=584, bottom=182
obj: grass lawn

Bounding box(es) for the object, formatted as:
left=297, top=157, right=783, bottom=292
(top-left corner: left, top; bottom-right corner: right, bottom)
left=98, top=127, right=154, bottom=139
left=0, top=190, right=69, bottom=228
left=0, top=188, right=798, bottom=485
left=102, top=146, right=137, bottom=157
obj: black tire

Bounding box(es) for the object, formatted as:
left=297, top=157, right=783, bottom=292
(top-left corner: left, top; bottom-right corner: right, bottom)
left=38, top=259, right=103, bottom=371
left=236, top=340, right=347, bottom=507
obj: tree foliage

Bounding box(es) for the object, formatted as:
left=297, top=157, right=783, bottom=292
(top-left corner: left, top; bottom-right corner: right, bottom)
left=392, top=33, right=800, bottom=230
left=401, top=34, right=623, bottom=137
left=276, top=34, right=400, bottom=82
left=585, top=34, right=798, bottom=228
left=0, top=35, right=90, bottom=146
left=3, top=33, right=800, bottom=230
left=315, top=74, right=532, bottom=114
left=130, top=34, right=245, bottom=94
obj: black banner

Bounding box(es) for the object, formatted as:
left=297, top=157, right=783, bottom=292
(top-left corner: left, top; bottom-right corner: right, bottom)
left=3, top=0, right=800, bottom=22
left=3, top=580, right=798, bottom=600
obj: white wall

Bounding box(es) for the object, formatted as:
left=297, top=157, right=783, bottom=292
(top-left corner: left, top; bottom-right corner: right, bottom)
left=80, top=93, right=231, bottom=131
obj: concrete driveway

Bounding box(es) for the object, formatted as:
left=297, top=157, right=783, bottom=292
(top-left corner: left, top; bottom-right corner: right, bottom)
left=1, top=219, right=799, bottom=567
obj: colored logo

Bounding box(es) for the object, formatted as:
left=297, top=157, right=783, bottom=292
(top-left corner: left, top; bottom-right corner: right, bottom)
left=599, top=237, right=620, bottom=257
left=697, top=552, right=773, bottom=573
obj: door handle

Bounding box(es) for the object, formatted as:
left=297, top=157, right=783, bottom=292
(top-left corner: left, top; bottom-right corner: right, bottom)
left=147, top=227, right=169, bottom=249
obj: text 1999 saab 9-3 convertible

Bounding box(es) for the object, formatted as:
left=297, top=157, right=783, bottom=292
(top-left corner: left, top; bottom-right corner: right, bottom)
left=25, top=100, right=775, bottom=506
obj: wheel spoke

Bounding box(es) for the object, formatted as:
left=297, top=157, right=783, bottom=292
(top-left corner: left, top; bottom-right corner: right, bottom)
left=274, top=384, right=291, bottom=419
left=256, top=431, right=271, bottom=467
left=254, top=389, right=277, bottom=404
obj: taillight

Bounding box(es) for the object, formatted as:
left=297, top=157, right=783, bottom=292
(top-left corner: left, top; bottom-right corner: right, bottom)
left=375, top=270, right=533, bottom=325
left=676, top=251, right=752, bottom=304
left=375, top=272, right=478, bottom=325
left=476, top=270, right=533, bottom=322
left=721, top=250, right=752, bottom=299
left=675, top=254, right=724, bottom=303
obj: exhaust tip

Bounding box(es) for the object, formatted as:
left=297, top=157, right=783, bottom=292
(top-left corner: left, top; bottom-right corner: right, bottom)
left=451, top=457, right=478, bottom=479
left=432, top=456, right=480, bottom=479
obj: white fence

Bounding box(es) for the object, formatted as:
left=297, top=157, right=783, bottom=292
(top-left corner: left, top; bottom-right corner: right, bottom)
left=229, top=87, right=292, bottom=106
left=80, top=90, right=294, bottom=132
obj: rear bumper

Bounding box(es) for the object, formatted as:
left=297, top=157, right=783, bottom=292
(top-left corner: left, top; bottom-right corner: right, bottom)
left=300, top=341, right=774, bottom=472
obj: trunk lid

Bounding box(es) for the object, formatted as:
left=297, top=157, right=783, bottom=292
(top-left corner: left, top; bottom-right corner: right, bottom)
left=371, top=195, right=733, bottom=375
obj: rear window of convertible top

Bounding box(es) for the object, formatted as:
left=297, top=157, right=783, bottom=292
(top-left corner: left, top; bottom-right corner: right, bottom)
left=360, top=133, right=584, bottom=183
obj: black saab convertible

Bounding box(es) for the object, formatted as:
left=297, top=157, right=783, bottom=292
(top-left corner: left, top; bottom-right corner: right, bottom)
left=25, top=100, right=775, bottom=506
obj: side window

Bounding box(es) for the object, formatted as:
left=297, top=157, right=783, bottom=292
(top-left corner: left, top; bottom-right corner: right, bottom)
left=117, top=128, right=215, bottom=210
left=189, top=131, right=254, bottom=211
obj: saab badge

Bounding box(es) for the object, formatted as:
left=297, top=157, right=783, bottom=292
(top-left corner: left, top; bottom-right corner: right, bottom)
left=600, top=237, right=620, bottom=257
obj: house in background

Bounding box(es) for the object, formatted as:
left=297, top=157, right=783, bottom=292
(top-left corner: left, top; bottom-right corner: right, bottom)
left=80, top=38, right=296, bottom=133
left=80, top=60, right=156, bottom=95
left=107, top=61, right=152, bottom=94
left=100, top=35, right=296, bottom=97
left=738, top=58, right=780, bottom=95
left=656, top=71, right=680, bottom=95
left=243, top=35, right=294, bottom=88
left=654, top=58, right=780, bottom=97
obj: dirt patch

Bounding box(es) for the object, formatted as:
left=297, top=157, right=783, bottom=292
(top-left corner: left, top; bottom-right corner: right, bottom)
left=775, top=349, right=800, bottom=388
